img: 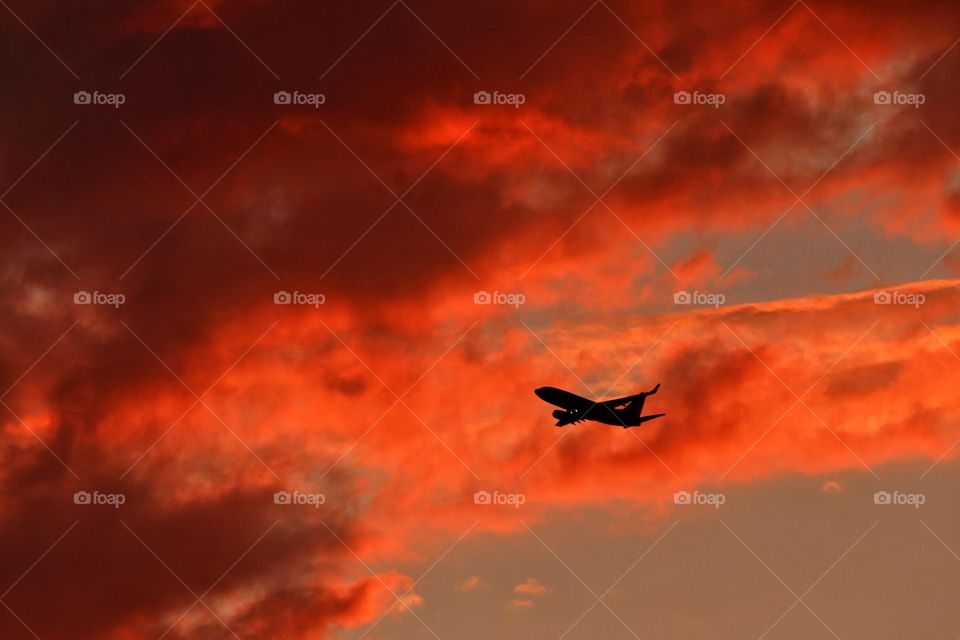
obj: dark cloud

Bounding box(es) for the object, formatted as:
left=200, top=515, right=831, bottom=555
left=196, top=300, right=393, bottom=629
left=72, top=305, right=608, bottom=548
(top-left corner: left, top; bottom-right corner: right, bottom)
left=5, top=1, right=960, bottom=637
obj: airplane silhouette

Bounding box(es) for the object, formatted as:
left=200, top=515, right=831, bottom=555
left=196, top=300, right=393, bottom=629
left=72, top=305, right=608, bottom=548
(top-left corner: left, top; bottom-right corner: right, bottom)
left=534, top=384, right=664, bottom=428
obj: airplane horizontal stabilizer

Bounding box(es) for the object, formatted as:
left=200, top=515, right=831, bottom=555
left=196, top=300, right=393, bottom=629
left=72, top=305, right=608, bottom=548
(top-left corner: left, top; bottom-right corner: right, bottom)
left=636, top=413, right=665, bottom=423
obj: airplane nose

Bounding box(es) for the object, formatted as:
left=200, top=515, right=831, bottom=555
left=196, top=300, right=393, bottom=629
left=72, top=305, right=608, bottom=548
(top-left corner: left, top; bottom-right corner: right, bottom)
left=535, top=387, right=567, bottom=404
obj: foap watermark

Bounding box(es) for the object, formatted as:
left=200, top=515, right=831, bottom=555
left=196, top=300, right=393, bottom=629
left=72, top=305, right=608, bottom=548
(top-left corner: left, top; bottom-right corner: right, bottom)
left=874, top=290, right=925, bottom=308
left=274, top=490, right=326, bottom=508
left=274, top=90, right=326, bottom=108
left=474, top=290, right=525, bottom=308
left=74, top=90, right=126, bottom=108
left=474, top=90, right=526, bottom=108
left=674, top=290, right=725, bottom=308
left=873, top=490, right=925, bottom=509
left=74, top=490, right=126, bottom=508
left=873, top=90, right=925, bottom=108
left=473, top=490, right=526, bottom=509
left=674, top=490, right=726, bottom=509
left=674, top=90, right=725, bottom=108
left=274, top=291, right=325, bottom=308
left=74, top=290, right=125, bottom=308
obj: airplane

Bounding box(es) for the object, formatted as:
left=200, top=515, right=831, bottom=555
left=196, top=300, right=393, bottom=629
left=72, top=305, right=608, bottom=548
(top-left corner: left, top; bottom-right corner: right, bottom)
left=534, top=384, right=664, bottom=428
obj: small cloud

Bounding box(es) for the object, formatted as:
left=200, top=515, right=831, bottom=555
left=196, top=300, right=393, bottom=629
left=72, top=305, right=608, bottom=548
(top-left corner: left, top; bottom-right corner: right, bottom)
left=823, top=256, right=857, bottom=284
left=672, top=247, right=718, bottom=285
left=455, top=575, right=481, bottom=591
left=513, top=578, right=548, bottom=595
left=820, top=480, right=844, bottom=494
left=508, top=599, right=535, bottom=610
left=394, top=592, right=424, bottom=613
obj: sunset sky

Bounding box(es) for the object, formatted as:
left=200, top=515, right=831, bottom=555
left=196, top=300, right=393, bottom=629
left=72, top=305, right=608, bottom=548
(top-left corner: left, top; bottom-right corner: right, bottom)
left=3, top=1, right=960, bottom=638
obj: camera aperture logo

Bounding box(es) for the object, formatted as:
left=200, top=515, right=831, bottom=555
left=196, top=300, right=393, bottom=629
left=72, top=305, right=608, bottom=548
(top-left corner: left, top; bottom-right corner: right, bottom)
left=274, top=490, right=326, bottom=508
left=873, top=90, right=924, bottom=108
left=873, top=290, right=924, bottom=308
left=74, top=90, right=126, bottom=108
left=473, top=490, right=526, bottom=509
left=473, top=290, right=525, bottom=308
left=274, top=290, right=326, bottom=308
left=274, top=90, right=326, bottom=108
left=473, top=90, right=526, bottom=108
left=674, top=90, right=725, bottom=108
left=873, top=490, right=925, bottom=508
left=74, top=490, right=126, bottom=508
left=674, top=290, right=725, bottom=308
left=673, top=490, right=725, bottom=508
left=74, top=290, right=125, bottom=308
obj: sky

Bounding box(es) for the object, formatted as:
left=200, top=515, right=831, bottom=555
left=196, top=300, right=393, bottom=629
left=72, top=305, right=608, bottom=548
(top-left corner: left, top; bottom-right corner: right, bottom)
left=2, top=0, right=960, bottom=638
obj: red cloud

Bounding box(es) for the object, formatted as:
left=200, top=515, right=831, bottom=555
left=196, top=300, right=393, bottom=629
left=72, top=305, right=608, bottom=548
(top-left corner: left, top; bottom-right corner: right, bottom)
left=4, top=1, right=960, bottom=637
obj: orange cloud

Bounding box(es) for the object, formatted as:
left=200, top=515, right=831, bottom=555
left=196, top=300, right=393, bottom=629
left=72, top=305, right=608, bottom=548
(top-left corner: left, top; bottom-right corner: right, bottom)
left=821, top=480, right=844, bottom=494
left=456, top=575, right=482, bottom=591
left=513, top=578, right=548, bottom=595
left=5, top=1, right=960, bottom=637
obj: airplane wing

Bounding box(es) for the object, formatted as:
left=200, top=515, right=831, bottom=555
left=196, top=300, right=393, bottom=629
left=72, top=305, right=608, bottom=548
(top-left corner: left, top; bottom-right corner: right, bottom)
left=604, top=383, right=660, bottom=408
left=604, top=393, right=646, bottom=409
left=534, top=387, right=593, bottom=411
